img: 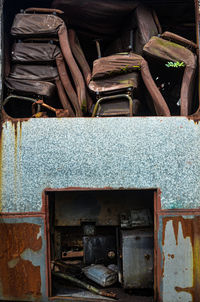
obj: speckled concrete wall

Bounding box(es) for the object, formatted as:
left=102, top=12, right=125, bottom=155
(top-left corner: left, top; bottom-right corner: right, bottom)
left=0, top=117, right=200, bottom=212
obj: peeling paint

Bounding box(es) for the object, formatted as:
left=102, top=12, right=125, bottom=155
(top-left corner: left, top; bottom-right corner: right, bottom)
left=162, top=217, right=194, bottom=246
left=37, top=227, right=42, bottom=239
left=0, top=223, right=42, bottom=299
left=161, top=216, right=200, bottom=302
left=163, top=219, right=193, bottom=302
left=21, top=248, right=43, bottom=267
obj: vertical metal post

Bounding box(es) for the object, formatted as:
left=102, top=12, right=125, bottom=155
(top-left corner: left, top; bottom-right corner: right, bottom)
left=195, top=0, right=200, bottom=107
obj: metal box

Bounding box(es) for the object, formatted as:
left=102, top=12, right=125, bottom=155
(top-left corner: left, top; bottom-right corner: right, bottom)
left=83, top=235, right=116, bottom=265
left=121, top=229, right=153, bottom=289
left=120, top=209, right=153, bottom=229
left=83, top=264, right=117, bottom=287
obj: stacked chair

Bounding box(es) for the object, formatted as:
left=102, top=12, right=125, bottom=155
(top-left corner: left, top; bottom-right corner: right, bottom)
left=143, top=33, right=197, bottom=116
left=4, top=8, right=89, bottom=118
left=4, top=3, right=198, bottom=118
left=85, top=4, right=197, bottom=117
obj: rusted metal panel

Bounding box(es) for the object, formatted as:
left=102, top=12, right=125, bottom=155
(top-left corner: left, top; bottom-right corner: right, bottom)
left=122, top=229, right=154, bottom=289
left=0, top=217, right=47, bottom=302
left=158, top=214, right=200, bottom=302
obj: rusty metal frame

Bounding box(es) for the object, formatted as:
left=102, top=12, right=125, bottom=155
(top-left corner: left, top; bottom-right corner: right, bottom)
left=92, top=94, right=134, bottom=117
left=191, top=0, right=200, bottom=119
left=42, top=187, right=159, bottom=301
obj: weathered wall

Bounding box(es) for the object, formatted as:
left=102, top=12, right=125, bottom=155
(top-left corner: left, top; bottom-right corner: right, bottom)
left=0, top=0, right=200, bottom=301
left=0, top=116, right=200, bottom=302
left=0, top=117, right=200, bottom=212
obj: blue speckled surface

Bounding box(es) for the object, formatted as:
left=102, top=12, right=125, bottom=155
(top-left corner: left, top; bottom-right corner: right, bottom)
left=1, top=117, right=200, bottom=212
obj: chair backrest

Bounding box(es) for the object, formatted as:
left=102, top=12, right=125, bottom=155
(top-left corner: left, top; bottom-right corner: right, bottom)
left=143, top=36, right=197, bottom=116
left=11, top=10, right=87, bottom=115
left=91, top=53, right=143, bottom=80
left=133, top=4, right=159, bottom=54
left=104, top=4, right=159, bottom=56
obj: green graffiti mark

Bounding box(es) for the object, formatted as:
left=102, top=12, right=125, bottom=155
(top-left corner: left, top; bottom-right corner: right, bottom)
left=165, top=61, right=185, bottom=68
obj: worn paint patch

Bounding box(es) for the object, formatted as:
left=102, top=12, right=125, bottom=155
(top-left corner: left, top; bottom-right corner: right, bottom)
left=21, top=248, right=43, bottom=267
left=0, top=222, right=42, bottom=299
left=162, top=218, right=193, bottom=302
left=37, top=227, right=42, bottom=240
left=161, top=216, right=200, bottom=302
left=8, top=257, right=20, bottom=268
left=162, top=216, right=194, bottom=247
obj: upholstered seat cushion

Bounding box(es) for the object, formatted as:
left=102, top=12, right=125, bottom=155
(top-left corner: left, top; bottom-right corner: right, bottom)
left=89, top=72, right=139, bottom=93
left=11, top=13, right=64, bottom=37
left=5, top=77, right=57, bottom=98
left=143, top=36, right=196, bottom=68
left=12, top=43, right=61, bottom=63
left=9, top=64, right=59, bottom=81
left=92, top=53, right=143, bottom=80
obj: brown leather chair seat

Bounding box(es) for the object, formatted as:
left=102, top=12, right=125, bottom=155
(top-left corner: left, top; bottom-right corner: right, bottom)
left=89, top=72, right=139, bottom=94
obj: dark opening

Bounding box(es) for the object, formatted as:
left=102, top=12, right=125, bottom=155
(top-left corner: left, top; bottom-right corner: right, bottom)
left=47, top=189, right=155, bottom=302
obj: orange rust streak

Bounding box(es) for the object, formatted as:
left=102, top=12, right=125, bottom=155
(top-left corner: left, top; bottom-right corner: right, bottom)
left=167, top=254, right=174, bottom=259
left=162, top=216, right=200, bottom=302
left=156, top=246, right=162, bottom=301
left=162, top=216, right=194, bottom=246
left=175, top=286, right=194, bottom=295
left=161, top=252, right=165, bottom=278
left=19, top=121, right=22, bottom=147
left=0, top=223, right=42, bottom=298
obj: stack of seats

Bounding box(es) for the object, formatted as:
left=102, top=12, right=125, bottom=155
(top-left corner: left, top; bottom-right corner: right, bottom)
left=82, top=4, right=197, bottom=117
left=4, top=8, right=90, bottom=118
left=4, top=2, right=198, bottom=118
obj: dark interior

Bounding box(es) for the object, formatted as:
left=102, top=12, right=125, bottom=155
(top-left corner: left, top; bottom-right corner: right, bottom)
left=47, top=189, right=155, bottom=302
left=2, top=0, right=198, bottom=118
